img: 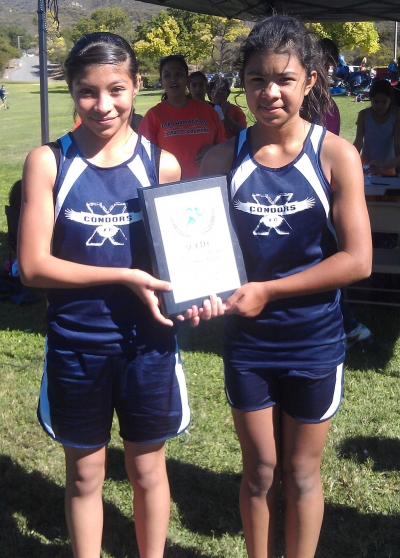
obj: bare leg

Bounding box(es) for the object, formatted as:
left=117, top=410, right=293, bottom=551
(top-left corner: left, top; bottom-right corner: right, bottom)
left=124, top=440, right=170, bottom=558
left=64, top=445, right=107, bottom=558
left=281, top=412, right=331, bottom=558
left=232, top=406, right=281, bottom=558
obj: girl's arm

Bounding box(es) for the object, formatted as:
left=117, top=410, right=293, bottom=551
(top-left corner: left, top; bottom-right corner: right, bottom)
left=353, top=109, right=366, bottom=153
left=222, top=104, right=247, bottom=137
left=18, top=145, right=174, bottom=326
left=199, top=138, right=236, bottom=176
left=159, top=149, right=181, bottom=183
left=213, top=110, right=227, bottom=145
left=370, top=154, right=400, bottom=172
left=195, top=112, right=227, bottom=165
left=223, top=135, right=372, bottom=317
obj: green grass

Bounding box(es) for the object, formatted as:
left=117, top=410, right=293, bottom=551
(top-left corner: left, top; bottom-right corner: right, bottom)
left=0, top=83, right=399, bottom=558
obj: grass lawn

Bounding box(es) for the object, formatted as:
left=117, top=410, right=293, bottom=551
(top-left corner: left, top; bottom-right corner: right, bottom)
left=0, top=83, right=399, bottom=558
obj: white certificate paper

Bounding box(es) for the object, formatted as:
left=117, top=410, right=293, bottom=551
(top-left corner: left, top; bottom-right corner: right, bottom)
left=154, top=187, right=241, bottom=303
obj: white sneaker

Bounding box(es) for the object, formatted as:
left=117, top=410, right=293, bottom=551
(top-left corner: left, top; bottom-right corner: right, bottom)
left=345, top=323, right=371, bottom=350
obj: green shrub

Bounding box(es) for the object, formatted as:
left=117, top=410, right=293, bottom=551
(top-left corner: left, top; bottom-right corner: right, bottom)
left=141, top=74, right=161, bottom=89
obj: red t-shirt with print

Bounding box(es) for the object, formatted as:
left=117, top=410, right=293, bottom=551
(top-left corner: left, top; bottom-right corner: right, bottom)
left=139, top=98, right=225, bottom=179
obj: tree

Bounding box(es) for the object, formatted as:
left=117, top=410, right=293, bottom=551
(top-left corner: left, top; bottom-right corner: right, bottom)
left=0, top=36, right=20, bottom=73
left=134, top=9, right=249, bottom=70
left=135, top=10, right=211, bottom=62
left=135, top=15, right=180, bottom=60
left=71, top=7, right=134, bottom=45
left=0, top=24, right=34, bottom=51
left=309, top=21, right=380, bottom=56
left=46, top=12, right=69, bottom=67
left=208, top=17, right=250, bottom=71
left=164, top=9, right=214, bottom=63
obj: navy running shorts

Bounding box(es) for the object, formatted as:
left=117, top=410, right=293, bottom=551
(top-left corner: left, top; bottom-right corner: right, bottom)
left=38, top=340, right=190, bottom=448
left=224, top=360, right=344, bottom=423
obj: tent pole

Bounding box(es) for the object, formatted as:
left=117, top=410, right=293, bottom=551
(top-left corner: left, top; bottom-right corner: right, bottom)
left=38, top=0, right=49, bottom=145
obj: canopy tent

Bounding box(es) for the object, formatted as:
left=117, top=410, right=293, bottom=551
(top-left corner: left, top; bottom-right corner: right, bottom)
left=38, top=0, right=400, bottom=144
left=137, top=0, right=400, bottom=23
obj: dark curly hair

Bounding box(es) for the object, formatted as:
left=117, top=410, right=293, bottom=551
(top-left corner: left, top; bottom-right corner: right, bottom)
left=237, top=15, right=330, bottom=125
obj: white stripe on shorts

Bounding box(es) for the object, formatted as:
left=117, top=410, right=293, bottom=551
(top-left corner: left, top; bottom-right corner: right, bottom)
left=38, top=340, right=56, bottom=438
left=320, top=362, right=344, bottom=421
left=175, top=345, right=191, bottom=433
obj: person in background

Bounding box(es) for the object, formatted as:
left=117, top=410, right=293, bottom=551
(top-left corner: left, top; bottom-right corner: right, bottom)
left=188, top=70, right=224, bottom=120
left=370, top=153, right=400, bottom=174
left=18, top=32, right=221, bottom=558
left=139, top=55, right=225, bottom=179
left=320, top=37, right=372, bottom=349
left=0, top=85, right=8, bottom=110
left=207, top=75, right=247, bottom=139
left=200, top=15, right=371, bottom=558
left=319, top=38, right=341, bottom=135
left=388, top=58, right=398, bottom=81
left=353, top=78, right=400, bottom=176
left=369, top=65, right=377, bottom=80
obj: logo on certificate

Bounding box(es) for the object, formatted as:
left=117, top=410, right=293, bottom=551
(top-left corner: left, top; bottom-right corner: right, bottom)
left=170, top=205, right=215, bottom=237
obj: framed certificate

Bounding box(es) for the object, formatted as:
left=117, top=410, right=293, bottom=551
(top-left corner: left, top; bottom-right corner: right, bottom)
left=138, top=174, right=247, bottom=316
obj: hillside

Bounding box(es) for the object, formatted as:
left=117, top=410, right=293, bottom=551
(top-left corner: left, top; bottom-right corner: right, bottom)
left=0, top=0, right=162, bottom=35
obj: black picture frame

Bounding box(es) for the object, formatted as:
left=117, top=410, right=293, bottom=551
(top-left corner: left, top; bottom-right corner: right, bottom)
left=138, top=174, right=247, bottom=317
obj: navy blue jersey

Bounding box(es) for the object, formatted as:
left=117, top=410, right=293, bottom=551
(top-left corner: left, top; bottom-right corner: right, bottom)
left=47, top=133, right=175, bottom=354
left=224, top=124, right=345, bottom=369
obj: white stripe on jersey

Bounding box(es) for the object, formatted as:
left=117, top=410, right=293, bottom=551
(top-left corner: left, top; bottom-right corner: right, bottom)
left=140, top=135, right=152, bottom=160
left=310, top=124, right=324, bottom=154
left=55, top=157, right=87, bottom=221
left=294, top=154, right=329, bottom=217
left=231, top=155, right=257, bottom=198
left=128, top=154, right=152, bottom=187
left=294, top=153, right=337, bottom=240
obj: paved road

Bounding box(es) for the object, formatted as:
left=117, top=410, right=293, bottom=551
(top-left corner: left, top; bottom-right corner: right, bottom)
left=4, top=55, right=59, bottom=82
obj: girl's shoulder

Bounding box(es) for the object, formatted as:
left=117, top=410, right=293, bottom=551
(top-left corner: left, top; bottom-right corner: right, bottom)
left=356, top=107, right=368, bottom=122
left=230, top=103, right=246, bottom=115
left=200, top=136, right=237, bottom=176
left=145, top=101, right=165, bottom=116
left=321, top=130, right=362, bottom=167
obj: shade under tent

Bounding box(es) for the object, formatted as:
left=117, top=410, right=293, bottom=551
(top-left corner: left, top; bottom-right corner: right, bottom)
left=38, top=0, right=400, bottom=144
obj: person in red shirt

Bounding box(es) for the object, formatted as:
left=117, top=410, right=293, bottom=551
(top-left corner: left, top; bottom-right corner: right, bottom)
left=139, top=55, right=225, bottom=180
left=207, top=76, right=247, bottom=139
